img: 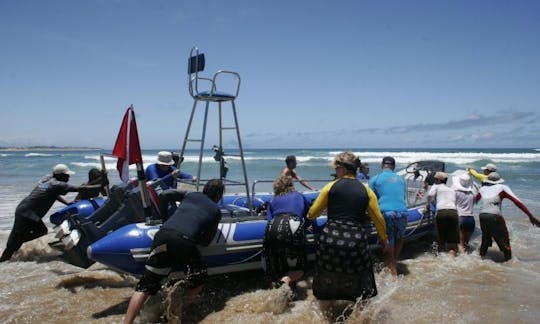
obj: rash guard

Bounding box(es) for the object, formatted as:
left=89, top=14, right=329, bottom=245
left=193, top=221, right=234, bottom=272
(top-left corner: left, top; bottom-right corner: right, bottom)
left=475, top=184, right=534, bottom=218
left=308, top=175, right=387, bottom=242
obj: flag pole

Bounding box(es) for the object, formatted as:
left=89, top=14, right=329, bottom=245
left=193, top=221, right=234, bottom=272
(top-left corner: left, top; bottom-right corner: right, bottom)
left=136, top=161, right=152, bottom=221
left=99, top=153, right=110, bottom=196
left=112, top=105, right=153, bottom=221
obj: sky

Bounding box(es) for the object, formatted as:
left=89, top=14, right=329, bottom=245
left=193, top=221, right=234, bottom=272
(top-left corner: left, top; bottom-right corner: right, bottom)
left=1, top=0, right=540, bottom=149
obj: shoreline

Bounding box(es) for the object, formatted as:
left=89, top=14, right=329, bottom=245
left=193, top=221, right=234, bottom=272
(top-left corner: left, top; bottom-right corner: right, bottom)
left=0, top=147, right=103, bottom=152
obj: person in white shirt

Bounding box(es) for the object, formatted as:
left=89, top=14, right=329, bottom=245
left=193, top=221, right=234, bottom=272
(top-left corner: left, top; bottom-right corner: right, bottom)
left=475, top=172, right=539, bottom=261
left=426, top=172, right=459, bottom=257
left=451, top=172, right=476, bottom=253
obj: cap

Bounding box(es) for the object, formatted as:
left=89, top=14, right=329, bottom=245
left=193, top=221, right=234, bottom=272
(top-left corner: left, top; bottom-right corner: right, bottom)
left=434, top=172, right=448, bottom=180
left=53, top=164, right=75, bottom=175
left=156, top=151, right=174, bottom=166
left=382, top=156, right=395, bottom=166
left=481, top=163, right=497, bottom=172
left=484, top=172, right=504, bottom=184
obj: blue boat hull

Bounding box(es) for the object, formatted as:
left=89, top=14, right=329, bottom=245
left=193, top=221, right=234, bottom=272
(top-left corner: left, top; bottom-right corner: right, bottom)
left=88, top=205, right=435, bottom=276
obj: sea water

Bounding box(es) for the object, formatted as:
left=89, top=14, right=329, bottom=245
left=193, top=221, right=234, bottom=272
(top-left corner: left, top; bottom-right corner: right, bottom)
left=0, top=148, right=539, bottom=323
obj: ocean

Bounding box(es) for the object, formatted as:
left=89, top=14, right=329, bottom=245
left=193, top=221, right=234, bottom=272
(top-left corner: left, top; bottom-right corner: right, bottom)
left=0, top=148, right=539, bottom=323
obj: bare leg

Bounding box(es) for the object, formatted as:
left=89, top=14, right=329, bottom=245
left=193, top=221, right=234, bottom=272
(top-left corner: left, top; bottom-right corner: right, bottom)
left=447, top=243, right=457, bottom=258
left=385, top=246, right=397, bottom=276
left=280, top=270, right=304, bottom=285
left=124, top=291, right=150, bottom=324
left=394, top=238, right=404, bottom=261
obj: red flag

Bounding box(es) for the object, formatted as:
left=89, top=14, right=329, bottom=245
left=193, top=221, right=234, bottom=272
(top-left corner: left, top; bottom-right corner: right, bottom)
left=112, top=106, right=143, bottom=183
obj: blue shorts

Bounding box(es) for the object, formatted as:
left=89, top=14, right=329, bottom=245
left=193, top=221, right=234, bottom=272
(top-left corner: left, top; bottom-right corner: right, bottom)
left=382, top=211, right=408, bottom=246
left=459, top=216, right=475, bottom=233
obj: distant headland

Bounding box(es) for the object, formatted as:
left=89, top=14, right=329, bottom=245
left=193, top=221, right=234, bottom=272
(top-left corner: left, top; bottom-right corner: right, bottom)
left=0, top=146, right=103, bottom=151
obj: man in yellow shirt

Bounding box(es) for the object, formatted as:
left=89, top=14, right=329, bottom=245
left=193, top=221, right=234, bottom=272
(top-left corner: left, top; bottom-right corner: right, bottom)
left=467, top=163, right=496, bottom=185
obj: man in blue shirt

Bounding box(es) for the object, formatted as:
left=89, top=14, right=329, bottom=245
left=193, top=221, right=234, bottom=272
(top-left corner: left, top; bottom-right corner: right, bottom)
left=369, top=156, right=408, bottom=276
left=145, top=151, right=195, bottom=189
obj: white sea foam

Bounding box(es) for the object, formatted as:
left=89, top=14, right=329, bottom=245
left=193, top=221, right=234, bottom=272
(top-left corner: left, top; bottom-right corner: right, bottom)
left=25, top=152, right=60, bottom=157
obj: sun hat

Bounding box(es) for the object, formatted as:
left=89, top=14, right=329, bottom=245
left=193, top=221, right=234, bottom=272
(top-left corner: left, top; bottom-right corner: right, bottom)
left=434, top=171, right=448, bottom=180
left=156, top=151, right=174, bottom=166
left=481, top=163, right=497, bottom=172
left=483, top=172, right=504, bottom=185
left=53, top=163, right=75, bottom=175
left=452, top=173, right=473, bottom=192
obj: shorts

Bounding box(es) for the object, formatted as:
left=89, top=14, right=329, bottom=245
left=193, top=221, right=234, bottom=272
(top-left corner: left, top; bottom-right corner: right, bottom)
left=135, top=228, right=207, bottom=295
left=435, top=209, right=459, bottom=244
left=382, top=211, right=408, bottom=246
left=263, top=213, right=306, bottom=282
left=459, top=216, right=475, bottom=233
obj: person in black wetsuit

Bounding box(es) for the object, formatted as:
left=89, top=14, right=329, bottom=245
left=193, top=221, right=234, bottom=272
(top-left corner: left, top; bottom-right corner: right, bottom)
left=307, top=152, right=390, bottom=307
left=73, top=167, right=108, bottom=202
left=124, top=179, right=224, bottom=324
left=0, top=164, right=108, bottom=262
left=263, top=175, right=311, bottom=297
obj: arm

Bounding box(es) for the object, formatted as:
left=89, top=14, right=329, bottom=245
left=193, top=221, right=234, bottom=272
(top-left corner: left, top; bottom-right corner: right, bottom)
left=467, top=168, right=487, bottom=183
left=307, top=181, right=334, bottom=220
left=158, top=189, right=188, bottom=220
left=365, top=186, right=388, bottom=242
left=145, top=164, right=158, bottom=180
left=425, top=185, right=436, bottom=210
left=56, top=195, right=71, bottom=205
left=201, top=211, right=222, bottom=246
left=292, top=170, right=315, bottom=191
left=500, top=190, right=540, bottom=226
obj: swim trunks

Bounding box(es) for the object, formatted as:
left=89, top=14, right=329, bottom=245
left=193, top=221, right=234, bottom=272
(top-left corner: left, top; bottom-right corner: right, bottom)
left=382, top=211, right=408, bottom=245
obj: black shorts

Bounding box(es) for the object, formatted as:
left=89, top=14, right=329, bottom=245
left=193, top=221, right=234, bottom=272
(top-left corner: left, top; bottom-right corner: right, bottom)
left=436, top=209, right=459, bottom=244
left=263, top=213, right=306, bottom=282
left=135, top=228, right=207, bottom=295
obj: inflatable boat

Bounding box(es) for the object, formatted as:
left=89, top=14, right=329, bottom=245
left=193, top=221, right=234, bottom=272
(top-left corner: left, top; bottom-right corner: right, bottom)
left=87, top=203, right=434, bottom=276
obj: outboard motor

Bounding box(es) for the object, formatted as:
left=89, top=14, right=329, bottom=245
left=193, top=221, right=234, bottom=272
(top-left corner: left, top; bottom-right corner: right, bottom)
left=51, top=179, right=168, bottom=268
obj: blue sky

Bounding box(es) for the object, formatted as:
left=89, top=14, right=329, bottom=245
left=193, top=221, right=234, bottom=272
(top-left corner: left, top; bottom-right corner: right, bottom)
left=1, top=0, right=539, bottom=149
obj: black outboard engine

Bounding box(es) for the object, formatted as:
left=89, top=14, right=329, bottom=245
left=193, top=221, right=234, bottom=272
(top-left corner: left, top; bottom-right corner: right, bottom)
left=51, top=179, right=168, bottom=268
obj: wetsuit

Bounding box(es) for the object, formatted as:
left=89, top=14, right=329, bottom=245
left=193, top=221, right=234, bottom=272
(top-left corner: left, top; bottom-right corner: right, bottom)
left=1, top=176, right=76, bottom=261
left=475, top=184, right=534, bottom=260
left=427, top=183, right=459, bottom=245
left=308, top=175, right=387, bottom=301
left=135, top=192, right=221, bottom=294
left=370, top=170, right=408, bottom=246
left=144, top=163, right=193, bottom=189
left=263, top=191, right=310, bottom=284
